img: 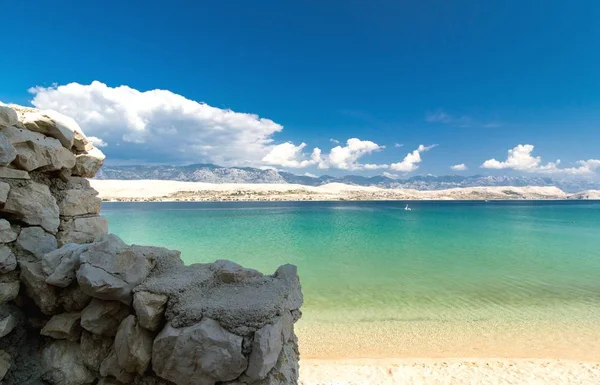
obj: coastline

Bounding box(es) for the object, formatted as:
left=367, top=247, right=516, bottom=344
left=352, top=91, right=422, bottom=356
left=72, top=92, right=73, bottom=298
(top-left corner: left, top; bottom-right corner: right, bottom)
left=91, top=179, right=600, bottom=202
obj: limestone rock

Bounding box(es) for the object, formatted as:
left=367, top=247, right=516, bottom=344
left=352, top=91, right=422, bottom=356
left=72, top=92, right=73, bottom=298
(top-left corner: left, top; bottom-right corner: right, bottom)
left=115, top=315, right=153, bottom=375
left=99, top=347, right=135, bottom=383
left=0, top=245, right=16, bottom=274
left=0, top=106, right=18, bottom=127
left=17, top=226, right=58, bottom=259
left=0, top=219, right=18, bottom=243
left=0, top=271, right=19, bottom=303
left=80, top=330, right=113, bottom=371
left=73, top=147, right=105, bottom=178
left=153, top=319, right=247, bottom=385
left=19, top=261, right=60, bottom=314
left=73, top=130, right=92, bottom=153
left=254, top=338, right=299, bottom=385
left=41, top=340, right=95, bottom=385
left=42, top=243, right=88, bottom=287
left=41, top=312, right=82, bottom=341
left=80, top=298, right=130, bottom=336
left=77, top=241, right=158, bottom=305
left=0, top=350, right=10, bottom=381
left=275, top=264, right=303, bottom=310
left=58, top=188, right=101, bottom=217
left=60, top=284, right=92, bottom=312
left=18, top=109, right=79, bottom=149
left=0, top=132, right=16, bottom=166
left=0, top=166, right=30, bottom=179
left=133, top=291, right=168, bottom=331
left=245, top=318, right=284, bottom=381
left=2, top=126, right=76, bottom=172
left=0, top=181, right=8, bottom=204
left=2, top=181, right=60, bottom=233
left=0, top=313, right=17, bottom=338
left=214, top=259, right=263, bottom=283
left=58, top=216, right=108, bottom=245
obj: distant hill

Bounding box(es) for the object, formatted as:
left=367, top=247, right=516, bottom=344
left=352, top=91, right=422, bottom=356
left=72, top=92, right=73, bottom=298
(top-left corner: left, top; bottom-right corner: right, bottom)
left=95, top=164, right=600, bottom=193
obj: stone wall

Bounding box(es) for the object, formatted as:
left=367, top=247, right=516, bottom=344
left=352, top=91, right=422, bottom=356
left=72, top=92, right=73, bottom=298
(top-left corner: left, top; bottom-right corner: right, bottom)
left=0, top=105, right=303, bottom=385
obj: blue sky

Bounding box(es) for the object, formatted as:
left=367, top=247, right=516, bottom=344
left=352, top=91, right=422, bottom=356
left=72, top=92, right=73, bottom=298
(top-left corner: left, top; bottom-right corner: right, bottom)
left=1, top=0, right=599, bottom=178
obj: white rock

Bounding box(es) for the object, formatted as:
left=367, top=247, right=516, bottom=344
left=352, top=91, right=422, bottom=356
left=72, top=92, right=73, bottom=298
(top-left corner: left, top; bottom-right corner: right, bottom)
left=57, top=216, right=108, bottom=245
left=0, top=350, right=10, bottom=381
left=0, top=219, right=18, bottom=242
left=2, top=126, right=76, bottom=171
left=0, top=132, right=16, bottom=166
left=41, top=340, right=95, bottom=385
left=99, top=347, right=135, bottom=383
left=0, top=106, right=18, bottom=127
left=41, top=312, right=82, bottom=341
left=0, top=272, right=19, bottom=303
left=73, top=147, right=106, bottom=178
left=19, top=109, right=79, bottom=149
left=77, top=241, right=157, bottom=305
left=80, top=298, right=130, bottom=336
left=42, top=243, right=88, bottom=287
left=73, top=130, right=91, bottom=152
left=132, top=291, right=168, bottom=331
left=2, top=182, right=60, bottom=233
left=19, top=261, right=60, bottom=314
left=245, top=318, right=284, bottom=381
left=0, top=313, right=17, bottom=338
left=58, top=188, right=101, bottom=217
left=80, top=330, right=113, bottom=371
left=60, top=285, right=92, bottom=312
left=17, top=226, right=58, bottom=259
left=115, top=315, right=153, bottom=375
left=0, top=181, right=8, bottom=204
left=275, top=264, right=303, bottom=310
left=0, top=166, right=30, bottom=179
left=153, top=319, right=247, bottom=385
left=0, top=246, right=16, bottom=274
left=214, top=259, right=263, bottom=283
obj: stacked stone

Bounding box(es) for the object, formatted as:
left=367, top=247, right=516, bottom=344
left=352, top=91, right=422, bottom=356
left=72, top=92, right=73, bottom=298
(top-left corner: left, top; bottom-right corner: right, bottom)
left=0, top=105, right=303, bottom=385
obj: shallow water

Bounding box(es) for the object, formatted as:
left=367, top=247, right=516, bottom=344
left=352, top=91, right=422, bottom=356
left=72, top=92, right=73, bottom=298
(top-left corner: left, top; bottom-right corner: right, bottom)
left=102, top=201, right=600, bottom=359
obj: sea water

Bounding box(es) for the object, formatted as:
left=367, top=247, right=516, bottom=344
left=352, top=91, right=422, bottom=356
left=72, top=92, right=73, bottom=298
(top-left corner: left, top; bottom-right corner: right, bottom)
left=103, top=201, right=600, bottom=359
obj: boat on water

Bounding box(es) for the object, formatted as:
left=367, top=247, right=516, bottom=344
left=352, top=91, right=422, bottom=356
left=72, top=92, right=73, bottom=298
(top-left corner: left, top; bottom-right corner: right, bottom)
left=405, top=204, right=412, bottom=211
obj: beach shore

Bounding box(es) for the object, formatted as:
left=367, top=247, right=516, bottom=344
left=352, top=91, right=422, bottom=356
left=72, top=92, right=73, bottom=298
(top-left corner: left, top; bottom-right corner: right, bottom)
left=90, top=179, right=587, bottom=201
left=299, top=358, right=600, bottom=384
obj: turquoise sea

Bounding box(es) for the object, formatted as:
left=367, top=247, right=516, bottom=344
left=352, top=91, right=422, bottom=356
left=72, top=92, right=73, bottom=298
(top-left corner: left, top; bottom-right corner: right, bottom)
left=102, top=201, right=600, bottom=359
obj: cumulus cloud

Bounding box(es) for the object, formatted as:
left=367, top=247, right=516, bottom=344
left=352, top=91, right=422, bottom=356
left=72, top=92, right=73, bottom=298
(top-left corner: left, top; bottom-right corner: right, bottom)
left=451, top=163, right=468, bottom=171
left=329, top=138, right=340, bottom=144
left=262, top=142, right=321, bottom=168
left=322, top=138, right=386, bottom=170
left=482, top=144, right=600, bottom=175
left=382, top=172, right=399, bottom=179
left=88, top=136, right=108, bottom=147
left=390, top=144, right=437, bottom=172
left=394, top=143, right=403, bottom=148
left=30, top=81, right=284, bottom=166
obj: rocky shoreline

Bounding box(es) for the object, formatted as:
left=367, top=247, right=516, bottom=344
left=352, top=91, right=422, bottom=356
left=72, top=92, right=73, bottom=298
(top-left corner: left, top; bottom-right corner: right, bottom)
left=0, top=104, right=303, bottom=385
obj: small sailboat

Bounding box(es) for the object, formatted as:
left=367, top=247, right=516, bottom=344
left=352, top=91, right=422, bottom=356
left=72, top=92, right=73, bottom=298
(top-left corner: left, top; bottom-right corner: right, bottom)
left=404, top=204, right=412, bottom=211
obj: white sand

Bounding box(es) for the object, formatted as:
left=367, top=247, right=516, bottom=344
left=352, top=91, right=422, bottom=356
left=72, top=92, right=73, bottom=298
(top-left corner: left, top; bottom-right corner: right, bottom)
left=300, top=359, right=600, bottom=384
left=90, top=179, right=570, bottom=201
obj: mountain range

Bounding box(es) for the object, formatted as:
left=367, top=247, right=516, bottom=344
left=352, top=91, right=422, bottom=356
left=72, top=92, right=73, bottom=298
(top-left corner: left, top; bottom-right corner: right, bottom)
left=95, top=164, right=600, bottom=193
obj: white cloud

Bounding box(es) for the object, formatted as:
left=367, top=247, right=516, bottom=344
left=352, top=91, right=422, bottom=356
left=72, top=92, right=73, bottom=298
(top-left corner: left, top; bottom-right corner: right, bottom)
left=390, top=144, right=437, bottom=172
left=329, top=138, right=340, bottom=144
left=382, top=172, right=399, bottom=179
left=394, top=143, right=403, bottom=148
left=451, top=163, right=468, bottom=171
left=322, top=138, right=386, bottom=170
left=29, top=81, right=284, bottom=166
left=304, top=172, right=318, bottom=178
left=88, top=136, right=108, bottom=147
left=262, top=142, right=321, bottom=168
left=425, top=111, right=453, bottom=124
left=482, top=144, right=600, bottom=175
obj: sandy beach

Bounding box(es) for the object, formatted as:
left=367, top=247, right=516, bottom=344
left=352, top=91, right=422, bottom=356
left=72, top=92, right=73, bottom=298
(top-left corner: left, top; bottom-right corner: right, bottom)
left=299, top=359, right=600, bottom=384
left=90, top=179, right=580, bottom=201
